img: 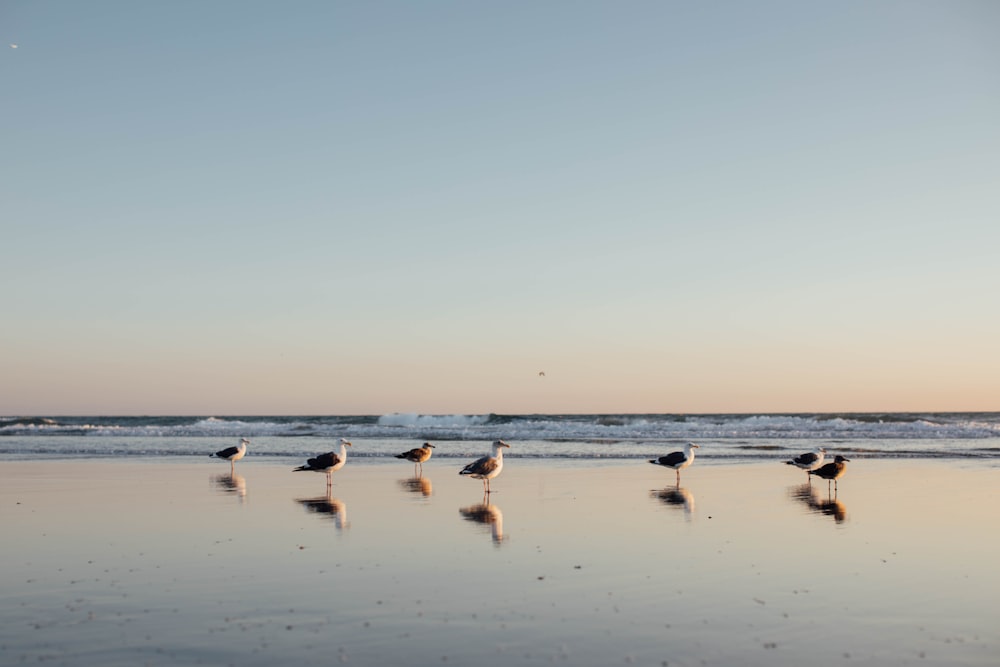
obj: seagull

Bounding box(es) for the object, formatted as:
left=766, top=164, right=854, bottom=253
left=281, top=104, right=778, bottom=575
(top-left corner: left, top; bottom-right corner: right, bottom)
left=808, top=455, right=850, bottom=492
left=294, top=438, right=352, bottom=489
left=395, top=442, right=435, bottom=474
left=649, top=442, right=699, bottom=485
left=460, top=440, right=510, bottom=494
left=209, top=438, right=249, bottom=473
left=786, top=447, right=827, bottom=480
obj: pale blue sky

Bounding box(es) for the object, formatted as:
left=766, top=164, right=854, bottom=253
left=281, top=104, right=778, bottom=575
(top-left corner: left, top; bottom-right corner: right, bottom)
left=3, top=1, right=999, bottom=415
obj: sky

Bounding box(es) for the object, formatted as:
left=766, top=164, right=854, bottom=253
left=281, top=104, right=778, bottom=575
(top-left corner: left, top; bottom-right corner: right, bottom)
left=2, top=1, right=999, bottom=416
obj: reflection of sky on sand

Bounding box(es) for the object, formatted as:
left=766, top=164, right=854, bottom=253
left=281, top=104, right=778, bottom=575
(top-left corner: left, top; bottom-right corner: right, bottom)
left=788, top=483, right=848, bottom=523
left=1, top=459, right=998, bottom=666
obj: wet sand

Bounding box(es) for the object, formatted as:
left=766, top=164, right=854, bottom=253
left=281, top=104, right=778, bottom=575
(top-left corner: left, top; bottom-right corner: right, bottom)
left=1, top=458, right=998, bottom=666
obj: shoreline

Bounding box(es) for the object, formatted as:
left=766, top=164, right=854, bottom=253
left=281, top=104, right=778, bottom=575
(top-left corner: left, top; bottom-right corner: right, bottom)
left=2, top=459, right=997, bottom=666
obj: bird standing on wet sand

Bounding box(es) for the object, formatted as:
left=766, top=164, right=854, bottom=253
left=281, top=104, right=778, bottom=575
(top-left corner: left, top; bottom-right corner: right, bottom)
left=786, top=447, right=826, bottom=480
left=395, top=442, right=435, bottom=474
left=294, top=438, right=352, bottom=490
left=649, top=442, right=699, bottom=485
left=809, top=455, right=850, bottom=492
left=210, top=438, right=249, bottom=473
left=460, top=440, right=510, bottom=494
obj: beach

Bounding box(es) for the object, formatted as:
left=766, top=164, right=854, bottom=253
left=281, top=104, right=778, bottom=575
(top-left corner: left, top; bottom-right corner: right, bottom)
left=2, top=457, right=997, bottom=666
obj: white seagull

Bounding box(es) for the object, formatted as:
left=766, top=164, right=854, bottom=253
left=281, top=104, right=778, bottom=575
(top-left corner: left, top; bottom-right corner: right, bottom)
left=395, top=442, right=435, bottom=474
left=210, top=438, right=249, bottom=473
left=786, top=447, right=827, bottom=479
left=294, top=438, right=352, bottom=489
left=808, top=455, right=850, bottom=493
left=649, top=442, right=699, bottom=485
left=460, top=440, right=510, bottom=494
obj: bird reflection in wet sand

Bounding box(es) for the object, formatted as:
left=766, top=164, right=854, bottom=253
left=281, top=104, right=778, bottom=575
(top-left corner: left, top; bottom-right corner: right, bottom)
left=788, top=483, right=848, bottom=523
left=211, top=472, right=247, bottom=503
left=651, top=485, right=695, bottom=518
left=459, top=501, right=505, bottom=544
left=398, top=476, right=433, bottom=497
left=296, top=493, right=349, bottom=530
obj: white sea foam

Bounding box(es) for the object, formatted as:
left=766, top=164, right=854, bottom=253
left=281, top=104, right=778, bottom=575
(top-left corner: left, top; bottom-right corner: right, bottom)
left=376, top=413, right=491, bottom=428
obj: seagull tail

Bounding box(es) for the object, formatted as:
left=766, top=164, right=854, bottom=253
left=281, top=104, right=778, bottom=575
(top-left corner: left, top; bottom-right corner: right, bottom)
left=293, top=466, right=309, bottom=472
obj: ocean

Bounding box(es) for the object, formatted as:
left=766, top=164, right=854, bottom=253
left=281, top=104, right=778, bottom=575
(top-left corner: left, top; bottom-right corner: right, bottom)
left=1, top=412, right=998, bottom=462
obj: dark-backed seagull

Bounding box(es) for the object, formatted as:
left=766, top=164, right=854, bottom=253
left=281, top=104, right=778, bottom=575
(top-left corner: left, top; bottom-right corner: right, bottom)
left=395, top=442, right=435, bottom=474
left=786, top=447, right=826, bottom=479
left=649, top=442, right=699, bottom=485
left=808, top=455, right=850, bottom=492
left=210, top=438, right=249, bottom=473
left=294, top=438, right=352, bottom=489
left=460, top=440, right=509, bottom=494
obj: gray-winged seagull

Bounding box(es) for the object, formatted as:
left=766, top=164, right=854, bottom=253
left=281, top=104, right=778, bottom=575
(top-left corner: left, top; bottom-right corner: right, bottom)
left=460, top=440, right=509, bottom=494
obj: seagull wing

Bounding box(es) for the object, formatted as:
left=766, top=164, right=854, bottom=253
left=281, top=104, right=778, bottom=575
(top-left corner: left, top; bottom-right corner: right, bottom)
left=460, top=455, right=495, bottom=476
left=305, top=452, right=338, bottom=470
left=654, top=451, right=687, bottom=468
left=795, top=452, right=819, bottom=465
left=810, top=462, right=836, bottom=478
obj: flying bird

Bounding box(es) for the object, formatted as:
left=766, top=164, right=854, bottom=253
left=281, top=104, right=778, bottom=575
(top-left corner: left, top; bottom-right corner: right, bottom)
left=294, top=438, right=352, bottom=489
left=649, top=442, right=699, bottom=485
left=460, top=440, right=510, bottom=494
left=395, top=442, right=435, bottom=474
left=210, top=438, right=249, bottom=473
left=808, top=455, right=850, bottom=492
left=786, top=447, right=827, bottom=479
